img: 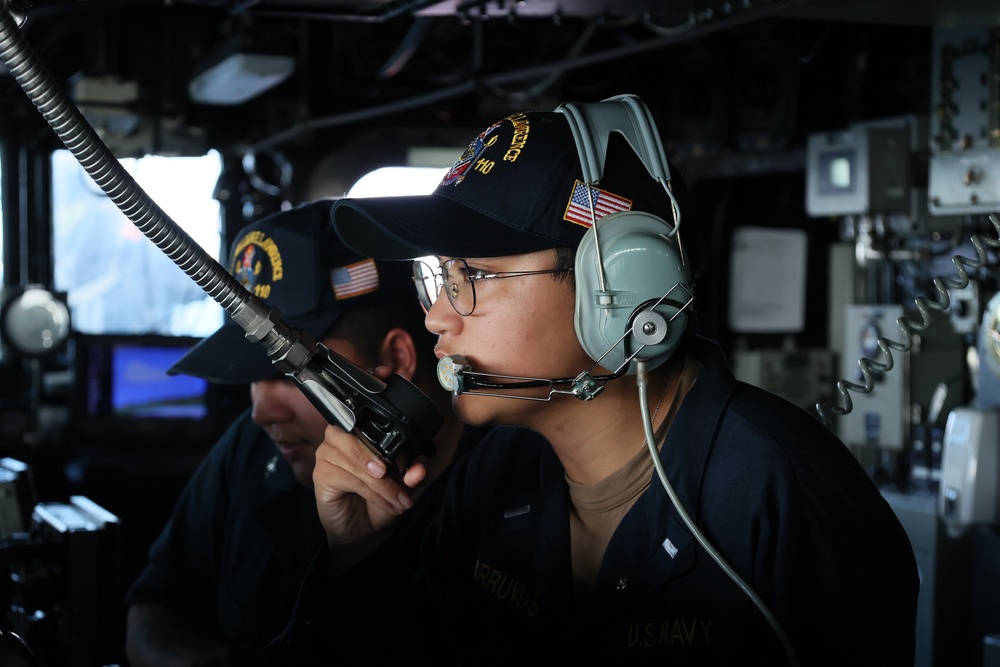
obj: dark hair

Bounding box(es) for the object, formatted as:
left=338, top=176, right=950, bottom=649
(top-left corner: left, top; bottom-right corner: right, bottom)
left=553, top=247, right=576, bottom=287
left=326, top=300, right=437, bottom=384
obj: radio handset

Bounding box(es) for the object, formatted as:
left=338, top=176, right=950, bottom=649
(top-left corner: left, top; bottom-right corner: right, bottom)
left=292, top=338, right=442, bottom=475
left=252, top=310, right=442, bottom=475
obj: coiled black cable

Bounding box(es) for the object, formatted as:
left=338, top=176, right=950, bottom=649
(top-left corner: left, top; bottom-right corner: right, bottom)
left=816, top=212, right=1000, bottom=428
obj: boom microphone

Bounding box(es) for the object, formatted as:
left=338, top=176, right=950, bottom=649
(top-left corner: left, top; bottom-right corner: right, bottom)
left=436, top=355, right=624, bottom=402
left=436, top=292, right=694, bottom=403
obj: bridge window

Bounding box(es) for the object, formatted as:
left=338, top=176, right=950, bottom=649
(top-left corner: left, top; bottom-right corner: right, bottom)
left=51, top=150, right=224, bottom=337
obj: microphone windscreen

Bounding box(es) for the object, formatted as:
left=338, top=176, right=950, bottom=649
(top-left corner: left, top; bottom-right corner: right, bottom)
left=437, top=355, right=469, bottom=393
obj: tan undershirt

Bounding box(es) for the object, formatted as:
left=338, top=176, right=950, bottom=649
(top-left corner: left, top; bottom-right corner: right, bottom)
left=566, top=352, right=701, bottom=600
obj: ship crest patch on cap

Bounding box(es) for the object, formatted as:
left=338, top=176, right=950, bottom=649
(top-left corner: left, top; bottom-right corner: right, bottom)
left=441, top=119, right=503, bottom=187
left=563, top=180, right=633, bottom=229
left=230, top=230, right=283, bottom=299
left=440, top=112, right=530, bottom=187
left=331, top=258, right=380, bottom=300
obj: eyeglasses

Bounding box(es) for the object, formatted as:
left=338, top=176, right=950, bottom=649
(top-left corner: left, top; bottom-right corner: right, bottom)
left=412, top=258, right=573, bottom=317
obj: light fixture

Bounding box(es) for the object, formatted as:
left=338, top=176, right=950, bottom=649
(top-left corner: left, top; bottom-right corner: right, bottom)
left=188, top=53, right=295, bottom=106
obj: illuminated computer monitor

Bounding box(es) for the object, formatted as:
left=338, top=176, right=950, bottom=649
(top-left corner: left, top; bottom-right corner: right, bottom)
left=71, top=334, right=218, bottom=446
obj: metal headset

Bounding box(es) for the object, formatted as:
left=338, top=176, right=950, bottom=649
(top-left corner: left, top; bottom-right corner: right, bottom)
left=556, top=94, right=694, bottom=375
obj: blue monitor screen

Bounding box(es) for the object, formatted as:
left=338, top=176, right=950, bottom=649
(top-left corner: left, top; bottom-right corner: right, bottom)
left=107, top=345, right=208, bottom=419
left=74, top=334, right=217, bottom=444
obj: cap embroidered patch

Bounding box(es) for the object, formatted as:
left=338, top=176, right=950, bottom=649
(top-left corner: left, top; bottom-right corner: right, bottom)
left=230, top=230, right=282, bottom=299
left=441, top=119, right=504, bottom=187
left=563, top=180, right=633, bottom=228
left=331, top=258, right=380, bottom=300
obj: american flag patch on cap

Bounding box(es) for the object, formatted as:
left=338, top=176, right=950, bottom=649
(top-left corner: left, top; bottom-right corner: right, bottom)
left=331, top=259, right=380, bottom=300
left=563, top=180, right=633, bottom=228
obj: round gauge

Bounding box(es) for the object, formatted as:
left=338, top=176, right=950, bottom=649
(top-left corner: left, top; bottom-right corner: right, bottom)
left=0, top=286, right=71, bottom=357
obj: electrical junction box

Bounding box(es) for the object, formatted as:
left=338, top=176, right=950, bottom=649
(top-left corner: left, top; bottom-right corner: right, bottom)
left=928, top=27, right=1000, bottom=215
left=806, top=117, right=922, bottom=218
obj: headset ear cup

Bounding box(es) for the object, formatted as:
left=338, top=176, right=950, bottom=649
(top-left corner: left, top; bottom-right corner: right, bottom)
left=574, top=212, right=691, bottom=375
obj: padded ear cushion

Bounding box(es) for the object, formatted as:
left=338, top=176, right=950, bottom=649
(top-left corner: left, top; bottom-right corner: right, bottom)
left=574, top=211, right=690, bottom=375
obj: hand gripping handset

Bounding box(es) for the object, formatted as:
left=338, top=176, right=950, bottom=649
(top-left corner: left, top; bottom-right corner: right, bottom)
left=0, top=4, right=441, bottom=476
left=283, top=327, right=442, bottom=474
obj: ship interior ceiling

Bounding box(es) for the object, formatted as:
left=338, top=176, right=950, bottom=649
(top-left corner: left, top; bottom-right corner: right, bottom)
left=1, top=0, right=1000, bottom=664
